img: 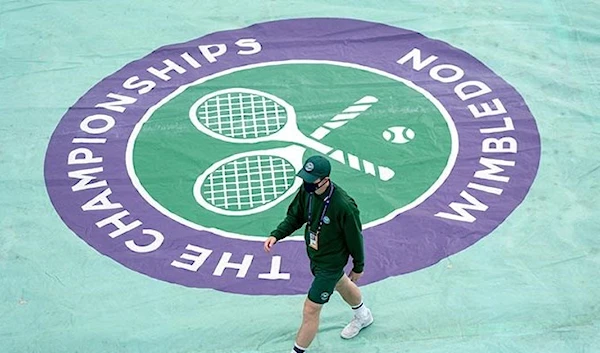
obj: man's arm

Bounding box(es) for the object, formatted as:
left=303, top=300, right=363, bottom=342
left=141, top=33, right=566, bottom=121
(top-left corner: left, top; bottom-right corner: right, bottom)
left=343, top=200, right=365, bottom=273
left=270, top=190, right=305, bottom=241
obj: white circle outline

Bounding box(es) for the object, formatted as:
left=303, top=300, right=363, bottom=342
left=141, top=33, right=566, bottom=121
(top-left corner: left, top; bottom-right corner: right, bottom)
left=125, top=60, right=459, bottom=242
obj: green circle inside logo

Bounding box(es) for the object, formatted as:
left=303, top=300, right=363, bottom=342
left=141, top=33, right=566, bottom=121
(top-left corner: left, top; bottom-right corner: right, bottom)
left=132, top=62, right=454, bottom=239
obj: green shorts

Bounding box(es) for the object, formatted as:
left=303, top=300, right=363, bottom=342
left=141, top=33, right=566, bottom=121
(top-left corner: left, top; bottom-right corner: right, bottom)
left=307, top=266, right=344, bottom=304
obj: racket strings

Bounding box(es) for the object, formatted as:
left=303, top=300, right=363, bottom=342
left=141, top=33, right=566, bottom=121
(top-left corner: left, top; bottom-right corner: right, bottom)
left=197, top=93, right=288, bottom=139
left=202, top=155, right=296, bottom=210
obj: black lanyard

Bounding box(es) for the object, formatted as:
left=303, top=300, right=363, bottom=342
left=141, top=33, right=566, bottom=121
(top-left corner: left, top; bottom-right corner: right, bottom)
left=306, top=184, right=335, bottom=237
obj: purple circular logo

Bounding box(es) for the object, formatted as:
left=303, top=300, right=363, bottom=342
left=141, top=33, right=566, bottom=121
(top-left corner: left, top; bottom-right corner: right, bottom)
left=44, top=18, right=540, bottom=294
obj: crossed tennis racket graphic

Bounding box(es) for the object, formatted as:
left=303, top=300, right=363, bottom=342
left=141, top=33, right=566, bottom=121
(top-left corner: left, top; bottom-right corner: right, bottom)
left=189, top=88, right=395, bottom=216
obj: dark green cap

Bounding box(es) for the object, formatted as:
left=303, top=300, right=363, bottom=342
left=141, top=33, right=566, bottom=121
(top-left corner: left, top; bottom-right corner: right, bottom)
left=296, top=155, right=331, bottom=183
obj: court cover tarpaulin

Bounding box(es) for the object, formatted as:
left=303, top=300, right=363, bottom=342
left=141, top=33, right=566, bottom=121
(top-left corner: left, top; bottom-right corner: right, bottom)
left=1, top=1, right=599, bottom=353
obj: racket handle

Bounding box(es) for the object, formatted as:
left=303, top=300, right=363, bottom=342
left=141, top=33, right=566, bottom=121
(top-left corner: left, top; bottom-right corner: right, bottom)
left=328, top=150, right=395, bottom=181
left=310, top=96, right=378, bottom=141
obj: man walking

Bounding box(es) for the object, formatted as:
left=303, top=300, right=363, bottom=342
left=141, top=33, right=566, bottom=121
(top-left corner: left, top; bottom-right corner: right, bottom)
left=264, top=155, right=373, bottom=353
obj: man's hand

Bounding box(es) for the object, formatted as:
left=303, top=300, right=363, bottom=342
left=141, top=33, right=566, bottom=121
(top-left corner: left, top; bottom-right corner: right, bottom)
left=264, top=236, right=277, bottom=253
left=349, top=271, right=363, bottom=283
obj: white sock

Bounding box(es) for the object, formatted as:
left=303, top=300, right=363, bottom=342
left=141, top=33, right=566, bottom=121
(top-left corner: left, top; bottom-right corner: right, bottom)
left=352, top=301, right=369, bottom=317
left=292, top=342, right=307, bottom=353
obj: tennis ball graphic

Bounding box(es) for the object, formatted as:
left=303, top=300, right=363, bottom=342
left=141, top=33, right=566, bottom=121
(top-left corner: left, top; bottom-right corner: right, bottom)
left=382, top=126, right=415, bottom=144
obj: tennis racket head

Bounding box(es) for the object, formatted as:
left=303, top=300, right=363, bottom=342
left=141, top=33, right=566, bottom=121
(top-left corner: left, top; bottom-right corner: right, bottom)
left=194, top=145, right=306, bottom=216
left=189, top=88, right=295, bottom=143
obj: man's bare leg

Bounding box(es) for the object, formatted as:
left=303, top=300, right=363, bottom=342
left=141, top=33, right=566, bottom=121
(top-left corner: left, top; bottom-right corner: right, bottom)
left=292, top=298, right=323, bottom=352
left=335, top=274, right=373, bottom=339
left=335, top=274, right=362, bottom=306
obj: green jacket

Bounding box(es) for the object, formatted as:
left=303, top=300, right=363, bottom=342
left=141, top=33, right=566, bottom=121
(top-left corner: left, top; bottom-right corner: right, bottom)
left=270, top=183, right=365, bottom=273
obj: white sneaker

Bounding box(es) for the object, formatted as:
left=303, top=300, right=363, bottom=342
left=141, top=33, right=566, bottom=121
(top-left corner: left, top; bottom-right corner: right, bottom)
left=341, top=309, right=373, bottom=339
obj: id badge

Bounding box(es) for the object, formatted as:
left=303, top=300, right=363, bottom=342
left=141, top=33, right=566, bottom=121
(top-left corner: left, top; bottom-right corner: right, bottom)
left=309, top=231, right=318, bottom=250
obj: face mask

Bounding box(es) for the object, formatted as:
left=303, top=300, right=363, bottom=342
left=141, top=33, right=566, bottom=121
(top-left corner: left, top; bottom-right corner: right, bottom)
left=304, top=178, right=328, bottom=193
left=303, top=181, right=318, bottom=193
